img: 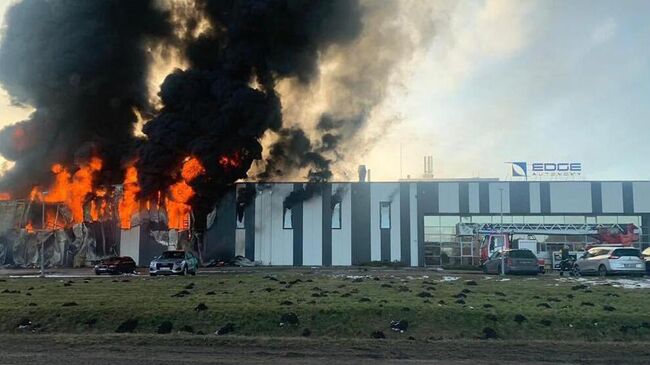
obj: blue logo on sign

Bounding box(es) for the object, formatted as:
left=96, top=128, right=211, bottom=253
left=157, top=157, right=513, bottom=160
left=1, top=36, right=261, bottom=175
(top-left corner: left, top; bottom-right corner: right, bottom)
left=511, top=162, right=527, bottom=177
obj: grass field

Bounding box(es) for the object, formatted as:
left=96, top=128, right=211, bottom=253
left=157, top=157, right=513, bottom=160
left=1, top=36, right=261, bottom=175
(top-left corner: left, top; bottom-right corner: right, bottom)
left=1, top=268, right=649, bottom=342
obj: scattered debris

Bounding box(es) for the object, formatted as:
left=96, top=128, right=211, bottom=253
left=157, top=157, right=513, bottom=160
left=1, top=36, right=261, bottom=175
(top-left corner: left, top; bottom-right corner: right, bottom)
left=571, top=284, right=588, bottom=291
left=115, top=319, right=138, bottom=333
left=280, top=313, right=300, bottom=326
left=441, top=276, right=459, bottom=282
left=352, top=278, right=363, bottom=283
left=537, top=303, right=551, bottom=309
left=17, top=318, right=31, bottom=329
left=157, top=321, right=173, bottom=334
left=605, top=292, right=620, bottom=297
left=465, top=280, right=478, bottom=286
left=184, top=283, right=195, bottom=290
left=482, top=327, right=498, bottom=339
left=397, top=286, right=411, bottom=292
left=215, top=323, right=235, bottom=335
left=390, top=320, right=409, bottom=333
left=603, top=305, right=616, bottom=312
left=172, top=290, right=191, bottom=298
left=371, top=330, right=385, bottom=339
left=381, top=284, right=392, bottom=288
left=416, top=292, right=432, bottom=298
left=1, top=289, right=20, bottom=294
left=580, top=302, right=595, bottom=307
left=455, top=299, right=466, bottom=305
left=514, top=314, right=527, bottom=324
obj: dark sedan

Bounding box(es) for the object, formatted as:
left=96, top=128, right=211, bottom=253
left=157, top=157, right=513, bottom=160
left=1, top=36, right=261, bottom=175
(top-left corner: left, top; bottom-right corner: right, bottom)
left=483, top=249, right=539, bottom=275
left=94, top=256, right=136, bottom=275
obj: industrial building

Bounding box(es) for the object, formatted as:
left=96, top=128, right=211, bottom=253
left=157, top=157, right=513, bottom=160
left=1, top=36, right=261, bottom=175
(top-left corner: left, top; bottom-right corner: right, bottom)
left=122, top=179, right=650, bottom=267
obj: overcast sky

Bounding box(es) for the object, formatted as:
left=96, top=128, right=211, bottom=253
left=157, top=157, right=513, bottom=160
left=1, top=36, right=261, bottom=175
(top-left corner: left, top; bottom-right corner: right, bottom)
left=1, top=0, right=649, bottom=182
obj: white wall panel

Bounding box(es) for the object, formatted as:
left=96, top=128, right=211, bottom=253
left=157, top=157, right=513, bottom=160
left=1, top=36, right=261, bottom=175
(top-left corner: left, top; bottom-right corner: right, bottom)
left=438, top=183, right=459, bottom=213
left=489, top=183, right=510, bottom=214
left=235, top=229, right=246, bottom=257
left=468, top=183, right=480, bottom=213
left=601, top=182, right=623, bottom=213
left=633, top=182, right=650, bottom=212
left=370, top=183, right=401, bottom=262
left=302, top=194, right=323, bottom=265
left=331, top=184, right=352, bottom=265
left=120, top=228, right=140, bottom=265
left=254, top=184, right=293, bottom=265
left=409, top=183, right=418, bottom=266
left=529, top=183, right=541, bottom=213
left=550, top=182, right=591, bottom=213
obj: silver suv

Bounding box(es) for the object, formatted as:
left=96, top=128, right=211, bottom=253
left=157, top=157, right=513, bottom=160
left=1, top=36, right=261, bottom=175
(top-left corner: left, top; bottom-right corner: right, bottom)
left=575, top=246, right=645, bottom=276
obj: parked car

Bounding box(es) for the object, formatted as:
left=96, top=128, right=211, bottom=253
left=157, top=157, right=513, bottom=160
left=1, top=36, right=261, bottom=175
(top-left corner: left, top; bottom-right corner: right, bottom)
left=640, top=247, right=650, bottom=274
left=149, top=250, right=199, bottom=276
left=574, top=247, right=645, bottom=276
left=482, top=249, right=539, bottom=275
left=94, top=256, right=136, bottom=275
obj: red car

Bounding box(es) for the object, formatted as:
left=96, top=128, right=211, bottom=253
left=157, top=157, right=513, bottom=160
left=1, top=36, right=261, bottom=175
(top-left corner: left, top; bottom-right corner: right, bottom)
left=94, top=256, right=136, bottom=275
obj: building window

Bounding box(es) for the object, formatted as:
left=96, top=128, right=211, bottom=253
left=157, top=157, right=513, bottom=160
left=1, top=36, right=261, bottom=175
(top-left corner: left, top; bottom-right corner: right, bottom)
left=236, top=212, right=245, bottom=229
left=283, top=208, right=293, bottom=229
left=380, top=202, right=391, bottom=229
left=332, top=201, right=342, bottom=229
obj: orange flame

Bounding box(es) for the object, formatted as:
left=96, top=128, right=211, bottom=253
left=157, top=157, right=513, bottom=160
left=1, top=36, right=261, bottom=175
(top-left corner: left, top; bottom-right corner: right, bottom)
left=166, top=157, right=205, bottom=230
left=43, top=157, right=103, bottom=223
left=118, top=165, right=140, bottom=229
left=0, top=192, right=10, bottom=201
left=218, top=151, right=241, bottom=169
left=25, top=221, right=34, bottom=233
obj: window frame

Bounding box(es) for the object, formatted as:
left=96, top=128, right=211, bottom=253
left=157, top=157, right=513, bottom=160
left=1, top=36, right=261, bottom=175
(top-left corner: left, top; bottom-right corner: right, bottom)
left=283, top=208, right=293, bottom=230
left=379, top=201, right=391, bottom=229
left=331, top=201, right=342, bottom=230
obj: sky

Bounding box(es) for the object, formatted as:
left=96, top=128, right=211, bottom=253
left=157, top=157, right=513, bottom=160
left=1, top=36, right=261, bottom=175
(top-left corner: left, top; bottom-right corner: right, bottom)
left=1, top=0, right=649, bottom=182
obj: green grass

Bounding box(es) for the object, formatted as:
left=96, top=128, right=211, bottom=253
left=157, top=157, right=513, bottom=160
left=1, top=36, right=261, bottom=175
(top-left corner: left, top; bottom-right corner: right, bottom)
left=0, top=270, right=649, bottom=341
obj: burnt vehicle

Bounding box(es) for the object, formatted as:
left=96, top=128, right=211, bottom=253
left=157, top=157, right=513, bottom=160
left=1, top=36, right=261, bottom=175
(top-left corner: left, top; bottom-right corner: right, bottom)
left=94, top=256, right=136, bottom=275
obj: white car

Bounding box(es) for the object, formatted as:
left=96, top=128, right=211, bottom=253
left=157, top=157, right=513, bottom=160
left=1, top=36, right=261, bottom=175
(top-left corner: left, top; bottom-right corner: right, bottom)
left=575, top=247, right=645, bottom=276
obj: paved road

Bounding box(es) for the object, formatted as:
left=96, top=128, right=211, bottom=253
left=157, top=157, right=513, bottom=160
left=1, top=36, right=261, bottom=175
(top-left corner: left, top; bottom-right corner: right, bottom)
left=1, top=334, right=649, bottom=365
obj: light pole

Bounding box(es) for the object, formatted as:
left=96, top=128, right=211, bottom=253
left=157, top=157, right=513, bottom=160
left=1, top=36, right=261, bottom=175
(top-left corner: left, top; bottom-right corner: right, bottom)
left=499, top=188, right=505, bottom=276
left=40, top=191, right=48, bottom=278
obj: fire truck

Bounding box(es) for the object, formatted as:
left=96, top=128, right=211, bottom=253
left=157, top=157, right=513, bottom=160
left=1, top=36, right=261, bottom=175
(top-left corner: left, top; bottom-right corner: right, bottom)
left=456, top=222, right=640, bottom=271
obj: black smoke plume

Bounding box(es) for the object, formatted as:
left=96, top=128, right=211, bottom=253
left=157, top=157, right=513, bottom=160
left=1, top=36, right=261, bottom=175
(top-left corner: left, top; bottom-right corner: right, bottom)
left=137, top=0, right=362, bottom=224
left=0, top=0, right=172, bottom=196
left=284, top=184, right=322, bottom=211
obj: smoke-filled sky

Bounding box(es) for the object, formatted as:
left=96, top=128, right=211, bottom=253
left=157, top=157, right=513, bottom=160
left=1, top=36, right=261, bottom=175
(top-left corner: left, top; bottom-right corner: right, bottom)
left=1, top=0, right=650, bottom=182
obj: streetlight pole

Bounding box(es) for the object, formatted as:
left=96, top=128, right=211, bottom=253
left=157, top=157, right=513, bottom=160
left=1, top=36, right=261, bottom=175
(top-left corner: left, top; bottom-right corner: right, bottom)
left=499, top=188, right=505, bottom=276
left=40, top=192, right=47, bottom=278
